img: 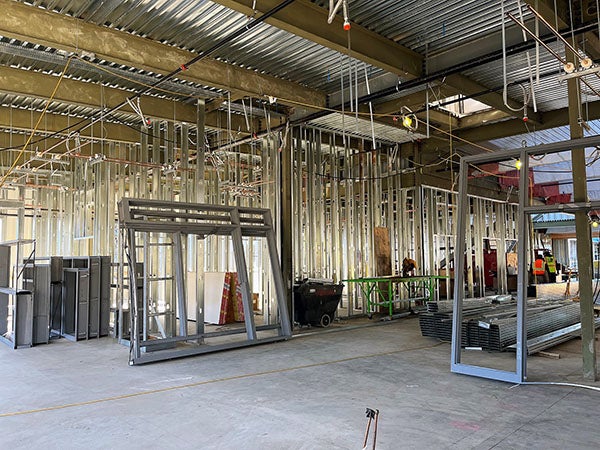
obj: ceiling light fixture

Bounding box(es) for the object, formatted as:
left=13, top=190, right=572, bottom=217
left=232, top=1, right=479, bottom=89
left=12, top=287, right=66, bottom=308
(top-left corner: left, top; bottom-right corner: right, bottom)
left=563, top=62, right=576, bottom=74
left=581, top=57, right=593, bottom=69
left=400, top=106, right=418, bottom=132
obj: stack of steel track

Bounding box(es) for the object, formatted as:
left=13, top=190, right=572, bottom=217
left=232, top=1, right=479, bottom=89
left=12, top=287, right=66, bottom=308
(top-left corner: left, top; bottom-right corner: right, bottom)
left=420, top=299, right=585, bottom=351
left=507, top=317, right=600, bottom=354
left=482, top=303, right=581, bottom=351
left=420, top=298, right=505, bottom=343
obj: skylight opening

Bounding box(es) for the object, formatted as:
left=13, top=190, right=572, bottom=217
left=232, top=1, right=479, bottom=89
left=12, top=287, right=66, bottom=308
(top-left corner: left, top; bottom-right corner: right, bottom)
left=430, top=94, right=491, bottom=118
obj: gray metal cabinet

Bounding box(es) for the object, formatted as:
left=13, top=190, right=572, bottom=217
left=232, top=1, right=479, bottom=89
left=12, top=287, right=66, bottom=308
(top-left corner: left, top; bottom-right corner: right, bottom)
left=63, top=256, right=111, bottom=338
left=14, top=293, right=33, bottom=348
left=23, top=255, right=112, bottom=343
left=62, top=268, right=90, bottom=341
left=87, top=258, right=100, bottom=338
left=24, top=265, right=51, bottom=345
left=48, top=256, right=63, bottom=338
left=100, top=256, right=111, bottom=336
left=0, top=242, right=36, bottom=349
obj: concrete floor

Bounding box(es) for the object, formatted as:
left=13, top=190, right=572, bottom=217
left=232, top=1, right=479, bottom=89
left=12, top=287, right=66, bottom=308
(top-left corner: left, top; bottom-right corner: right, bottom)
left=1, top=317, right=599, bottom=449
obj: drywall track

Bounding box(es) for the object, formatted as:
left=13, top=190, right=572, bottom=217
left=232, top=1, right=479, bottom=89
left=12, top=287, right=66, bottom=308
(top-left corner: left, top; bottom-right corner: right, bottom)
left=118, top=198, right=292, bottom=365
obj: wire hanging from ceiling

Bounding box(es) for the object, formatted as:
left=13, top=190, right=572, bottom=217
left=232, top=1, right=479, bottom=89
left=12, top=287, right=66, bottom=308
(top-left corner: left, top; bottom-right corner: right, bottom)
left=327, top=0, right=351, bottom=30
left=0, top=56, right=74, bottom=190
left=363, top=65, right=376, bottom=149
left=516, top=0, right=538, bottom=114
left=500, top=0, right=536, bottom=119
left=1, top=0, right=300, bottom=180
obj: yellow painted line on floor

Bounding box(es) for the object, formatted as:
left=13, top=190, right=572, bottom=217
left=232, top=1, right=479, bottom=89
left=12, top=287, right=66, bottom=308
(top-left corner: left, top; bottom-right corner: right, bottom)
left=0, top=342, right=444, bottom=418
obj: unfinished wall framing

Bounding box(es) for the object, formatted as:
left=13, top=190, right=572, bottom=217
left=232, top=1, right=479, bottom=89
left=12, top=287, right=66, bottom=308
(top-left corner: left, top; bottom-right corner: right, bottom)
left=291, top=126, right=419, bottom=317
left=0, top=103, right=529, bottom=335
left=290, top=127, right=521, bottom=317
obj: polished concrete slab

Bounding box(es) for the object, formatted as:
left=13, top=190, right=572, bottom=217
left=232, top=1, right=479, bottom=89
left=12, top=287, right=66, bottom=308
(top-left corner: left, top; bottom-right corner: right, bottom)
left=0, top=317, right=598, bottom=449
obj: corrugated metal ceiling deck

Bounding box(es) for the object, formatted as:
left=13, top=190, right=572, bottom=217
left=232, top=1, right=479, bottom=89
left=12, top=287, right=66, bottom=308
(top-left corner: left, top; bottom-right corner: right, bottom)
left=0, top=37, right=223, bottom=103
left=312, top=0, right=528, bottom=54
left=12, top=0, right=594, bottom=110
left=3, top=0, right=599, bottom=149
left=307, top=112, right=425, bottom=144
left=22, top=0, right=385, bottom=93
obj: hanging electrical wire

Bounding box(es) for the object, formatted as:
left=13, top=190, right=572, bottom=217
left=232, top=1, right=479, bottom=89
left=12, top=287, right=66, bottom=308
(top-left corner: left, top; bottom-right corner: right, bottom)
left=501, top=0, right=532, bottom=117
left=241, top=98, right=251, bottom=132
left=0, top=55, right=74, bottom=190
left=516, top=0, right=538, bottom=114
left=327, top=0, right=351, bottom=30
left=339, top=53, right=347, bottom=148
left=126, top=97, right=149, bottom=127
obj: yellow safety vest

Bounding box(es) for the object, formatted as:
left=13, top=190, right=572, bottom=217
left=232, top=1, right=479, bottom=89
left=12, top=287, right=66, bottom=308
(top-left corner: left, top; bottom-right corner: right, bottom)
left=545, top=256, right=556, bottom=274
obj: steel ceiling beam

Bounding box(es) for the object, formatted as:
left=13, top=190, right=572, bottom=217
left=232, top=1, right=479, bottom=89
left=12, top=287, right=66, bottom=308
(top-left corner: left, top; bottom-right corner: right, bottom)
left=0, top=107, right=140, bottom=145
left=444, top=74, right=540, bottom=124
left=0, top=0, right=326, bottom=109
left=372, top=90, right=502, bottom=132
left=367, top=78, right=536, bottom=126
left=369, top=86, right=461, bottom=116
left=525, top=0, right=600, bottom=60
left=457, top=109, right=511, bottom=129
left=0, top=66, right=262, bottom=133
left=212, top=0, right=423, bottom=78
left=373, top=112, right=459, bottom=133
left=455, top=99, right=600, bottom=143
left=212, top=0, right=532, bottom=121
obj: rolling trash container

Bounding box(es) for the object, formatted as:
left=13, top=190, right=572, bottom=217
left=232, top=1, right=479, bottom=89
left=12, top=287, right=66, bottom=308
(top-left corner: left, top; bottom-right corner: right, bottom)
left=293, top=279, right=344, bottom=327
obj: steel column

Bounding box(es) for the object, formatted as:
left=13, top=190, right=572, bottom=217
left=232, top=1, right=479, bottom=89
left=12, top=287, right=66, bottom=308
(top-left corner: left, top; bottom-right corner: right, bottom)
left=567, top=45, right=597, bottom=381
left=516, top=148, right=529, bottom=382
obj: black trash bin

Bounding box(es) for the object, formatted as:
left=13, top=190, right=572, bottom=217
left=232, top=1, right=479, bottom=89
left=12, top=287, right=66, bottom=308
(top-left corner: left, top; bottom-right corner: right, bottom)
left=293, top=279, right=344, bottom=327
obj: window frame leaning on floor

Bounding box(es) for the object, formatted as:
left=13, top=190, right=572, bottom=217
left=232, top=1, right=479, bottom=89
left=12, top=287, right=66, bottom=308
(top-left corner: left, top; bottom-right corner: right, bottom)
left=118, top=198, right=292, bottom=365
left=452, top=135, right=600, bottom=383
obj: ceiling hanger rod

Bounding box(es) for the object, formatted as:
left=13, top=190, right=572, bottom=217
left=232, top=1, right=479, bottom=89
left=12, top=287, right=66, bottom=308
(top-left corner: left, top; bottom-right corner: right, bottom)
left=525, top=4, right=581, bottom=61
left=507, top=12, right=600, bottom=97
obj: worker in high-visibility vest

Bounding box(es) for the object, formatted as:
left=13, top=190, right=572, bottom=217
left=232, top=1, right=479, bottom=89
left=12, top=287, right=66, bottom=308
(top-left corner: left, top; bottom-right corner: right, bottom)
left=544, top=251, right=557, bottom=283
left=533, top=256, right=546, bottom=283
